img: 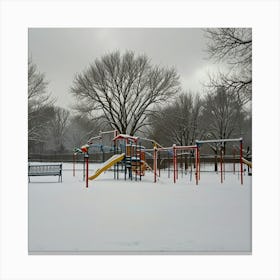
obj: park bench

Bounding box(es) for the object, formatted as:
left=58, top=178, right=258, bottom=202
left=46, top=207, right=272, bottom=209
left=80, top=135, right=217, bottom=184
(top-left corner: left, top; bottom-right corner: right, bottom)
left=28, top=163, right=62, bottom=182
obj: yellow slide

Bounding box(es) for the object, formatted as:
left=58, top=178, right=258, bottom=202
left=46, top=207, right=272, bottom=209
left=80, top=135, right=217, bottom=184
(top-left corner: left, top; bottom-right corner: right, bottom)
left=242, top=157, right=252, bottom=168
left=88, top=153, right=125, bottom=180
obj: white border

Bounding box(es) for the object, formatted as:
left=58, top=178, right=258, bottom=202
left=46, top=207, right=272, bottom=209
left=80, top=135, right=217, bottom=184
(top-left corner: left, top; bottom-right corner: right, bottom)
left=1, top=0, right=279, bottom=279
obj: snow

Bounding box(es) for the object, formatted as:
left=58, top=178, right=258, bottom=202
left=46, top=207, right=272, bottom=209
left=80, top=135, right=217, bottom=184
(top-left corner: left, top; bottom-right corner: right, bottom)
left=113, top=134, right=138, bottom=142
left=28, top=162, right=251, bottom=253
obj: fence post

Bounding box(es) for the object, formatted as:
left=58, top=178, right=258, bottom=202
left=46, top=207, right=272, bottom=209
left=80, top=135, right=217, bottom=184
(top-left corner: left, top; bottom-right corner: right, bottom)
left=220, top=148, right=223, bottom=184
left=195, top=146, right=198, bottom=185
left=173, top=144, right=176, bottom=183
left=153, top=147, right=157, bottom=183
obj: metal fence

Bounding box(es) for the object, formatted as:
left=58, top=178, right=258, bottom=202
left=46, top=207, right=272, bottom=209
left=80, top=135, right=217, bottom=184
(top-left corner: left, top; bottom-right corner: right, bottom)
left=28, top=152, right=115, bottom=163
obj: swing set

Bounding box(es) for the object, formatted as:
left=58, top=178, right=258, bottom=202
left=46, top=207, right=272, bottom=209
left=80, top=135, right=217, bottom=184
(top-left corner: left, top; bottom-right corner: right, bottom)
left=152, top=138, right=246, bottom=185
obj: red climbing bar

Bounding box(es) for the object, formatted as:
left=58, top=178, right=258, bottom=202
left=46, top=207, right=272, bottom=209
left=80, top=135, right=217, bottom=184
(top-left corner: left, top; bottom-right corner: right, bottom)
left=240, top=139, right=243, bottom=185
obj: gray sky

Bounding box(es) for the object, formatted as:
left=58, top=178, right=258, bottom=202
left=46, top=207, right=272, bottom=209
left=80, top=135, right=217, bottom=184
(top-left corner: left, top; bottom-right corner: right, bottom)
left=28, top=28, right=219, bottom=109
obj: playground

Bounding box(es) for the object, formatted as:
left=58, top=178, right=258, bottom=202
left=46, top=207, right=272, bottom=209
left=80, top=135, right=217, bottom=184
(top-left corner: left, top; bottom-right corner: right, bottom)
left=71, top=131, right=252, bottom=188
left=28, top=130, right=252, bottom=253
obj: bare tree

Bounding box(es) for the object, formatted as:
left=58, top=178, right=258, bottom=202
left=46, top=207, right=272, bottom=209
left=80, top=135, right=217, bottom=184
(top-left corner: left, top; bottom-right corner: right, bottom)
left=64, top=114, right=102, bottom=150
left=28, top=106, right=56, bottom=153
left=149, top=92, right=203, bottom=146
left=71, top=50, right=180, bottom=136
left=28, top=59, right=54, bottom=146
left=28, top=60, right=48, bottom=102
left=204, top=28, right=252, bottom=104
left=201, top=86, right=245, bottom=149
left=202, top=87, right=244, bottom=138
left=199, top=86, right=247, bottom=170
left=46, top=107, right=70, bottom=152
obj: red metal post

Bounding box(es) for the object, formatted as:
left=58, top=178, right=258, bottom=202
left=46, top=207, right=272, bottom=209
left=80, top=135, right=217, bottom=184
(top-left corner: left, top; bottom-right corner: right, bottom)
left=240, top=139, right=243, bottom=185
left=85, top=154, right=89, bottom=188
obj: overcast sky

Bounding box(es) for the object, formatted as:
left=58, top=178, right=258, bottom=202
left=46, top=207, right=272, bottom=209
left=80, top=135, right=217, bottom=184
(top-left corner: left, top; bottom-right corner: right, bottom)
left=28, top=28, right=220, bottom=109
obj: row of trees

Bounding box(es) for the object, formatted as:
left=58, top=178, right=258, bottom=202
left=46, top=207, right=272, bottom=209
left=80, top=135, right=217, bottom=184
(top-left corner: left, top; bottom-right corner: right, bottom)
left=149, top=89, right=251, bottom=153
left=28, top=60, right=101, bottom=153
left=28, top=28, right=252, bottom=155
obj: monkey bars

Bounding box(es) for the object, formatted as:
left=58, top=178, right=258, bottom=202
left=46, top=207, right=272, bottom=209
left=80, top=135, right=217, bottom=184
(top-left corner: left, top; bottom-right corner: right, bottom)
left=153, top=144, right=199, bottom=185
left=196, top=138, right=244, bottom=185
left=153, top=138, right=244, bottom=185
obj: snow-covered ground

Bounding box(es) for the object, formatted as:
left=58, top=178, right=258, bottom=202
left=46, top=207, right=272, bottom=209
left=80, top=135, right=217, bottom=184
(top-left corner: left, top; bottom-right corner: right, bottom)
left=28, top=162, right=251, bottom=254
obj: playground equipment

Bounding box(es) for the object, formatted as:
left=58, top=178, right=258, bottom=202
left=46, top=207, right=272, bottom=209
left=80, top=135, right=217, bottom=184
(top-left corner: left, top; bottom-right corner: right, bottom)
left=196, top=138, right=245, bottom=185
left=112, top=134, right=149, bottom=181
left=151, top=138, right=246, bottom=186
left=73, top=130, right=249, bottom=187
left=242, top=157, right=252, bottom=168
left=153, top=144, right=199, bottom=185
left=73, top=130, right=118, bottom=188
left=242, top=157, right=252, bottom=176
left=88, top=153, right=125, bottom=180
left=74, top=131, right=153, bottom=186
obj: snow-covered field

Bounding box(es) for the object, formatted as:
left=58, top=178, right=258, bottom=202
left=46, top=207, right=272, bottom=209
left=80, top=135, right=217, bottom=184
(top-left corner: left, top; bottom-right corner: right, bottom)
left=28, top=162, right=251, bottom=254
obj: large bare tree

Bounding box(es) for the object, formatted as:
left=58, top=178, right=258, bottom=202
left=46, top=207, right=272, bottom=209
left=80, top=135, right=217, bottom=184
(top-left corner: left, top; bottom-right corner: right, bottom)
left=71, top=50, right=180, bottom=135
left=204, top=28, right=252, bottom=104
